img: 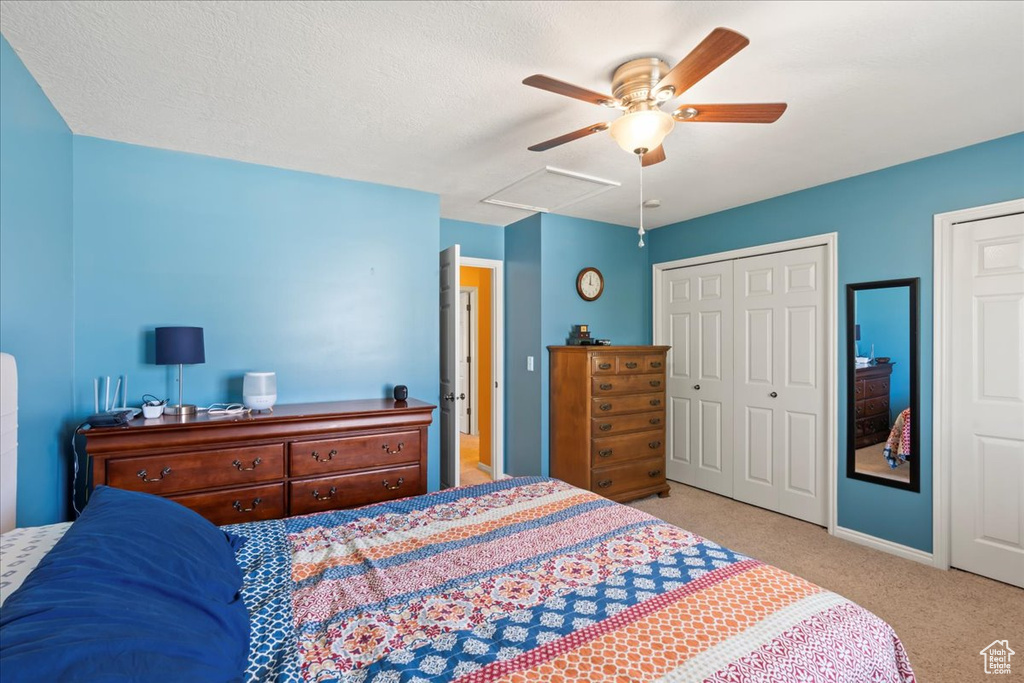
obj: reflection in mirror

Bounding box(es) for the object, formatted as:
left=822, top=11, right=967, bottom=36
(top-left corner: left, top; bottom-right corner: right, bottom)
left=846, top=279, right=919, bottom=492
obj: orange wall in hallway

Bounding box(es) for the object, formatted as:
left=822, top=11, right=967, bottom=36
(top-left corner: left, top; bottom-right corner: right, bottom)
left=460, top=265, right=492, bottom=468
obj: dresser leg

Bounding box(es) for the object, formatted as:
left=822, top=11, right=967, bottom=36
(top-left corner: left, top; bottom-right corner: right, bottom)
left=658, top=488, right=670, bottom=498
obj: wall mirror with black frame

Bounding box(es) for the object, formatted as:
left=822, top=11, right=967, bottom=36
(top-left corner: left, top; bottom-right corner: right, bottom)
left=846, top=278, right=920, bottom=492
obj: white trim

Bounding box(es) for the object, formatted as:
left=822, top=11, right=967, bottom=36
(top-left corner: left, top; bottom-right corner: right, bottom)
left=461, top=256, right=505, bottom=482
left=476, top=462, right=492, bottom=475
left=652, top=232, right=839, bottom=535
left=931, top=198, right=1024, bottom=571
left=833, top=526, right=935, bottom=566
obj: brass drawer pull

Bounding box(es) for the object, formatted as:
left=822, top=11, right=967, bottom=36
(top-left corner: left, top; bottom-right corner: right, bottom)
left=600, top=403, right=612, bottom=411
left=311, top=449, right=337, bottom=462
left=650, top=417, right=662, bottom=425
left=312, top=486, right=337, bottom=501
left=600, top=383, right=613, bottom=390
left=599, top=423, right=612, bottom=431
left=383, top=477, right=405, bottom=491
left=598, top=449, right=613, bottom=458
left=233, top=497, right=262, bottom=513
left=649, top=399, right=661, bottom=406
left=231, top=457, right=262, bottom=471
left=597, top=479, right=613, bottom=489
left=137, top=467, right=171, bottom=483
left=382, top=442, right=404, bottom=455
left=650, top=380, right=662, bottom=387
left=649, top=441, right=662, bottom=449
left=625, top=361, right=638, bottom=369
left=651, top=361, right=663, bottom=368
left=598, top=362, right=612, bottom=370
left=648, top=469, right=663, bottom=477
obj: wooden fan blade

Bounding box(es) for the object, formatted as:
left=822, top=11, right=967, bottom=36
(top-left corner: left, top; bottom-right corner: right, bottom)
left=642, top=145, right=666, bottom=167
left=523, top=75, right=618, bottom=107
left=673, top=103, right=787, bottom=123
left=528, top=123, right=609, bottom=152
left=654, top=28, right=749, bottom=98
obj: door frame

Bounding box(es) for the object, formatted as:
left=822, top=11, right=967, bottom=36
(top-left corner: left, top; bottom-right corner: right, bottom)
left=652, top=232, right=839, bottom=534
left=461, top=256, right=505, bottom=480
left=459, top=286, right=479, bottom=436
left=932, top=198, right=1024, bottom=571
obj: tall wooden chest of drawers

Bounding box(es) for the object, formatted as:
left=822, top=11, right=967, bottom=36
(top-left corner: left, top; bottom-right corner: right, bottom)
left=549, top=346, right=671, bottom=503
left=81, top=399, right=434, bottom=526
left=853, top=363, right=893, bottom=448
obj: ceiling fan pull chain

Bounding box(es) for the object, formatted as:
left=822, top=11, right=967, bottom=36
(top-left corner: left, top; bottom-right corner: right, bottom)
left=637, top=153, right=646, bottom=248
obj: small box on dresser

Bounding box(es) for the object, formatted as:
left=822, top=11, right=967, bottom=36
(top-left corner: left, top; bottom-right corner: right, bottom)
left=81, top=399, right=434, bottom=525
left=549, top=346, right=670, bottom=503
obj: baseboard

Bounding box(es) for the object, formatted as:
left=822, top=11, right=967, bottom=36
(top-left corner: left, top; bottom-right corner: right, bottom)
left=476, top=462, right=492, bottom=474
left=833, top=526, right=934, bottom=566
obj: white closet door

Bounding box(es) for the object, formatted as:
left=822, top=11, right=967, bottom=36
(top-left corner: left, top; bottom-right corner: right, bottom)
left=659, top=261, right=734, bottom=495
left=733, top=246, right=827, bottom=525
left=950, top=212, right=1024, bottom=588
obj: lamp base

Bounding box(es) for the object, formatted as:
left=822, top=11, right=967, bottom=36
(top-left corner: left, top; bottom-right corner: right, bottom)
left=164, top=403, right=197, bottom=416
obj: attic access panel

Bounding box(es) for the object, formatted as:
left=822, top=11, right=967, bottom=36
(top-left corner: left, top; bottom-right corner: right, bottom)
left=482, top=166, right=620, bottom=213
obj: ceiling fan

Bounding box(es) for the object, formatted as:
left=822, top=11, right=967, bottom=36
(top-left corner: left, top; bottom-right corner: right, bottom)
left=523, top=28, right=787, bottom=166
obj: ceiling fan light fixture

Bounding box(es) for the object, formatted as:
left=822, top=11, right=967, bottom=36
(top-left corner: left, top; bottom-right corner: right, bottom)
left=609, top=109, right=675, bottom=155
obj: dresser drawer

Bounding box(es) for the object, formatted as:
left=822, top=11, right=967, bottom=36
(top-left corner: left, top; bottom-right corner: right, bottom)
left=592, top=375, right=665, bottom=395
left=592, top=458, right=665, bottom=498
left=289, top=464, right=421, bottom=516
left=592, top=411, right=665, bottom=437
left=643, top=355, right=666, bottom=373
left=106, top=444, right=284, bottom=495
left=590, top=355, right=618, bottom=375
left=289, top=431, right=420, bottom=477
left=592, top=392, right=664, bottom=416
left=864, top=378, right=890, bottom=399
left=169, top=483, right=284, bottom=526
left=592, top=431, right=666, bottom=467
left=855, top=396, right=889, bottom=419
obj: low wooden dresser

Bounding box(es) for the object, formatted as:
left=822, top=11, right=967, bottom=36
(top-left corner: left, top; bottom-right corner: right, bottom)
left=853, top=364, right=893, bottom=448
left=81, top=399, right=434, bottom=525
left=549, top=345, right=670, bottom=503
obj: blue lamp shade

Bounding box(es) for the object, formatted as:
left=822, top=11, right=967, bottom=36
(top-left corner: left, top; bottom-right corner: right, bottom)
left=155, top=327, right=205, bottom=365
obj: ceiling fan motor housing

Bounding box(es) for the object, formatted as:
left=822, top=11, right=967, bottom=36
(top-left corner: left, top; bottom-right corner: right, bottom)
left=611, top=58, right=673, bottom=108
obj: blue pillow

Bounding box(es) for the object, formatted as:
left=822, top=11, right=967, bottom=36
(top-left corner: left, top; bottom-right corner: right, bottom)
left=0, top=486, right=250, bottom=681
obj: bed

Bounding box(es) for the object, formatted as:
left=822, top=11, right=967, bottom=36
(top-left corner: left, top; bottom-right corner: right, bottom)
left=1, top=477, right=915, bottom=682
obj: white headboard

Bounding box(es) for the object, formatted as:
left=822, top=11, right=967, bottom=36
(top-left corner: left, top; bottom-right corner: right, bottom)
left=0, top=353, right=18, bottom=533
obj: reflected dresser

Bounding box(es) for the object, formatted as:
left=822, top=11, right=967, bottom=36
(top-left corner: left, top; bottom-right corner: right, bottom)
left=853, top=363, right=893, bottom=448
left=81, top=399, right=434, bottom=525
left=549, top=345, right=671, bottom=503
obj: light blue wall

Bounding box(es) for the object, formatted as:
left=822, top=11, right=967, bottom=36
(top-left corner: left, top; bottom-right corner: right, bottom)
left=440, top=219, right=504, bottom=260
left=649, top=132, right=1024, bottom=551
left=856, top=287, right=911, bottom=419
left=503, top=214, right=542, bottom=475
left=0, top=36, right=74, bottom=526
left=72, top=137, right=443, bottom=490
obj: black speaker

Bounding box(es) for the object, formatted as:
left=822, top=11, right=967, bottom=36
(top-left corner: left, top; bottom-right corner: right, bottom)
left=393, top=384, right=408, bottom=401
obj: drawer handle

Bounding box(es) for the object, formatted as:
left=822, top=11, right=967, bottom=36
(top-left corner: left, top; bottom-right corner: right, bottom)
left=312, top=486, right=337, bottom=501
left=382, top=442, right=404, bottom=455
left=598, top=362, right=612, bottom=370
left=233, top=497, right=262, bottom=513
left=650, top=361, right=663, bottom=368
left=597, top=479, right=613, bottom=489
left=311, top=449, right=337, bottom=462
left=598, top=449, right=613, bottom=458
left=649, top=399, right=661, bottom=406
left=648, top=469, right=663, bottom=477
left=599, top=423, right=612, bottom=431
left=649, top=441, right=662, bottom=449
left=650, top=417, right=662, bottom=425
left=599, top=403, right=612, bottom=411
left=137, top=467, right=171, bottom=483
left=383, top=477, right=405, bottom=491
left=625, top=361, right=638, bottom=369
left=600, top=383, right=613, bottom=391
left=231, top=457, right=262, bottom=471
left=650, top=380, right=662, bottom=387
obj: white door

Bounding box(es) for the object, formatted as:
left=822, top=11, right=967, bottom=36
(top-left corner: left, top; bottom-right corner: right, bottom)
left=459, top=291, right=471, bottom=434
left=733, top=246, right=828, bottom=525
left=658, top=260, right=734, bottom=495
left=439, top=245, right=461, bottom=489
left=950, top=212, right=1024, bottom=588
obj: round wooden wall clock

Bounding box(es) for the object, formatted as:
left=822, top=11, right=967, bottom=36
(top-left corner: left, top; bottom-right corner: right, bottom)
left=576, top=267, right=604, bottom=301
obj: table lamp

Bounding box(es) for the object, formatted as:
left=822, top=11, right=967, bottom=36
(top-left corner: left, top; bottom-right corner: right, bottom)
left=155, top=326, right=205, bottom=416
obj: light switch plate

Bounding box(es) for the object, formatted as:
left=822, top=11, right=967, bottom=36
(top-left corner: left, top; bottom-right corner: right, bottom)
left=527, top=356, right=534, bottom=372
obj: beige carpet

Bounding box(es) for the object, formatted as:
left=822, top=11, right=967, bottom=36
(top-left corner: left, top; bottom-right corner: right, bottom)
left=630, top=481, right=1024, bottom=682
left=856, top=442, right=910, bottom=483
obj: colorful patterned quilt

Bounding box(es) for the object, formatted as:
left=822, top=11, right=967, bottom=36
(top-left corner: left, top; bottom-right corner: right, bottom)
left=224, top=477, right=915, bottom=682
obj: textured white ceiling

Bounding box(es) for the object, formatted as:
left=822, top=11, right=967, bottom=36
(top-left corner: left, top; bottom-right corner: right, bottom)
left=1, top=1, right=1022, bottom=228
